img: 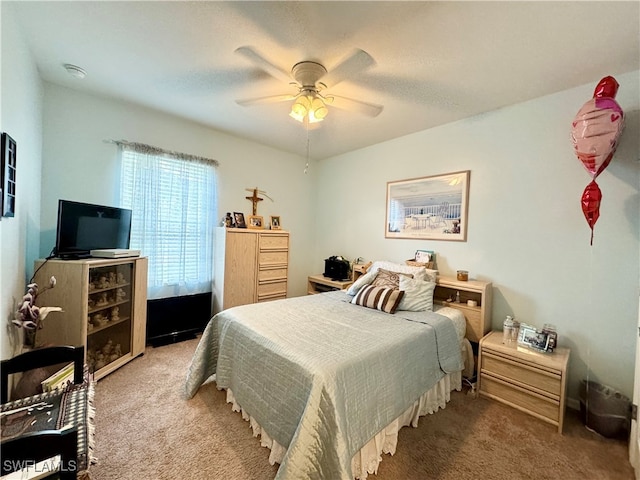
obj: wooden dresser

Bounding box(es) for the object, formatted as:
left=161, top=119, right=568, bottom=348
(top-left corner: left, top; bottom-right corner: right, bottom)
left=478, top=331, right=570, bottom=433
left=213, top=227, right=289, bottom=312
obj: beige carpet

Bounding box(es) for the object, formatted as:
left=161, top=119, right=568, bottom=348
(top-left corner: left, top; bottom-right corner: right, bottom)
left=92, top=337, right=634, bottom=480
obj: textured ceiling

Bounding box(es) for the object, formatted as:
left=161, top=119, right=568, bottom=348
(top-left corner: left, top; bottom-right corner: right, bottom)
left=7, top=1, right=640, bottom=159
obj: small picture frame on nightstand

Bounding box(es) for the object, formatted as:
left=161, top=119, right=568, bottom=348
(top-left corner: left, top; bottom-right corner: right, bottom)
left=517, top=324, right=550, bottom=352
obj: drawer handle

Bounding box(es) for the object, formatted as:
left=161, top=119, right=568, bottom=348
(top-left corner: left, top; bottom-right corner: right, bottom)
left=481, top=370, right=560, bottom=403
left=483, top=351, right=561, bottom=378
left=259, top=278, right=287, bottom=285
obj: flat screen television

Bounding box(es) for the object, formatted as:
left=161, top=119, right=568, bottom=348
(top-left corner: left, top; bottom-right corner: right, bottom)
left=54, top=199, right=132, bottom=259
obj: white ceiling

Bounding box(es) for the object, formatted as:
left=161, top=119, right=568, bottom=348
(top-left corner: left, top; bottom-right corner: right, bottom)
left=7, top=1, right=640, bottom=160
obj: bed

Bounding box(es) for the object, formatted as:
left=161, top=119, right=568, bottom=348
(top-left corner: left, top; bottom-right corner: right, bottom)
left=185, top=262, right=472, bottom=480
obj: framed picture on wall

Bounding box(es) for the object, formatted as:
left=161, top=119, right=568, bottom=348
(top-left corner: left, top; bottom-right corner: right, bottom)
left=385, top=170, right=470, bottom=241
left=1, top=132, right=17, bottom=217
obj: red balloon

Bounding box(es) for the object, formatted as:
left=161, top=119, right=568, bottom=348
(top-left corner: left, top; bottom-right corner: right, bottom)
left=571, top=76, right=624, bottom=179
left=581, top=180, right=602, bottom=245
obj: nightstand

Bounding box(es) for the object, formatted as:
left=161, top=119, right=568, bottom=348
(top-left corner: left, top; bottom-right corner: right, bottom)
left=351, top=262, right=371, bottom=282
left=307, top=274, right=353, bottom=295
left=478, top=330, right=570, bottom=433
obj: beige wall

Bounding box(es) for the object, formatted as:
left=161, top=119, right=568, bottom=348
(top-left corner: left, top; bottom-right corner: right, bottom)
left=313, top=70, right=640, bottom=402
left=0, top=3, right=44, bottom=360
left=39, top=83, right=317, bottom=301
left=2, top=2, right=639, bottom=408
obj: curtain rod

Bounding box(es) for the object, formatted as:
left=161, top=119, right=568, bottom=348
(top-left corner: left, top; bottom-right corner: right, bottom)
left=104, top=139, right=219, bottom=166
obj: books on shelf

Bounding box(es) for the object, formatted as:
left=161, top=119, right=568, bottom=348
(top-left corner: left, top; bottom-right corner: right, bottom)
left=41, top=362, right=75, bottom=392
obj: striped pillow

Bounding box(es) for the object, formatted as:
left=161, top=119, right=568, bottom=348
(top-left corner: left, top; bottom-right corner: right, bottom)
left=351, top=284, right=404, bottom=314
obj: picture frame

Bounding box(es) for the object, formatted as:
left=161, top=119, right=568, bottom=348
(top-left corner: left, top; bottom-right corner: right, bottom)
left=385, top=170, right=470, bottom=241
left=248, top=215, right=263, bottom=229
left=517, top=324, right=550, bottom=352
left=270, top=215, right=281, bottom=230
left=233, top=211, right=246, bottom=228
left=1, top=132, right=17, bottom=217
left=414, top=249, right=433, bottom=263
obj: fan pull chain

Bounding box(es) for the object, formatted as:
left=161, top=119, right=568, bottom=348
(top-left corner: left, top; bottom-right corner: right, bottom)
left=304, top=125, right=310, bottom=174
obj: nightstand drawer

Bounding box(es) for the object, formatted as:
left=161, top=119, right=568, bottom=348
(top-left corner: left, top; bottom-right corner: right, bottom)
left=482, top=350, right=561, bottom=396
left=481, top=374, right=559, bottom=422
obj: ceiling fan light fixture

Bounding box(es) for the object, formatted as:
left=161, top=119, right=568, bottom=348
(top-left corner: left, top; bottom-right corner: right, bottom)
left=310, top=97, right=328, bottom=121
left=290, top=94, right=327, bottom=123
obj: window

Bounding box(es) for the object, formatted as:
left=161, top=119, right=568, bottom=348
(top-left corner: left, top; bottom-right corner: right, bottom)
left=119, top=142, right=218, bottom=299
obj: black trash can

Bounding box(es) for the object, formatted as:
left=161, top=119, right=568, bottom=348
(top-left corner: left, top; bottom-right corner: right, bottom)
left=579, top=380, right=631, bottom=439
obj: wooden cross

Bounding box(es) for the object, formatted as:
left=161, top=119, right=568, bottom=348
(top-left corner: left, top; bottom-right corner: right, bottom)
left=245, top=187, right=273, bottom=215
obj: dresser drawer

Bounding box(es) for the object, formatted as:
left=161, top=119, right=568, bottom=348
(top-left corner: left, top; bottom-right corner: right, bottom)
left=258, top=267, right=288, bottom=282
left=258, top=294, right=286, bottom=303
left=258, top=280, right=287, bottom=298
left=260, top=234, right=289, bottom=250
left=481, top=374, right=559, bottom=422
left=482, top=350, right=561, bottom=396
left=259, top=250, right=288, bottom=265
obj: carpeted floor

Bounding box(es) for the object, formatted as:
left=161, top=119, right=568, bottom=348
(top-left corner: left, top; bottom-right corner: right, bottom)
left=91, top=337, right=634, bottom=480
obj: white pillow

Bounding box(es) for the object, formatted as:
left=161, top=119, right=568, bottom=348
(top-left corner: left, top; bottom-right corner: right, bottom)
left=397, top=276, right=436, bottom=311
left=421, top=269, right=438, bottom=283
left=369, top=260, right=437, bottom=282
left=346, top=270, right=377, bottom=296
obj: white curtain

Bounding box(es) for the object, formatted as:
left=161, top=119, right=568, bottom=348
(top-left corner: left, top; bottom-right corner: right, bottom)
left=119, top=142, right=218, bottom=299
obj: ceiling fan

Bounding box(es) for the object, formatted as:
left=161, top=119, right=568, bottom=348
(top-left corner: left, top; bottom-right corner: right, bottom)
left=235, top=46, right=384, bottom=125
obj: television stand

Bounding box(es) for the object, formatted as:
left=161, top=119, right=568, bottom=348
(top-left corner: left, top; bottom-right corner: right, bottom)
left=57, top=252, right=92, bottom=260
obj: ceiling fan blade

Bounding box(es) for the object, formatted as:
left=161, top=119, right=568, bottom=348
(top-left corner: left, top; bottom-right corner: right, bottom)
left=320, top=49, right=376, bottom=89
left=236, top=93, right=297, bottom=107
left=328, top=94, right=383, bottom=117
left=235, top=46, right=293, bottom=84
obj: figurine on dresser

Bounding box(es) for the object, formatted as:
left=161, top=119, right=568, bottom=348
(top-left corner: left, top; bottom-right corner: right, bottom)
left=96, top=292, right=109, bottom=306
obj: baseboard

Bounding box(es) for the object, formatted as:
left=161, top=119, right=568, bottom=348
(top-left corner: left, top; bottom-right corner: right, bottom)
left=567, top=397, right=580, bottom=411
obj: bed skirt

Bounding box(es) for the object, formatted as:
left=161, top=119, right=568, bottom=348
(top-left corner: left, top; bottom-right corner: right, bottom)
left=225, top=371, right=462, bottom=479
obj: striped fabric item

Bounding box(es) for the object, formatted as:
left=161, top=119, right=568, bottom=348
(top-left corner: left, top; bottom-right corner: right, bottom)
left=351, top=284, right=404, bottom=314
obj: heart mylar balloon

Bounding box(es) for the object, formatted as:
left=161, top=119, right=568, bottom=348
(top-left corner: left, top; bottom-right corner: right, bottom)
left=581, top=180, right=602, bottom=246
left=571, top=76, right=624, bottom=179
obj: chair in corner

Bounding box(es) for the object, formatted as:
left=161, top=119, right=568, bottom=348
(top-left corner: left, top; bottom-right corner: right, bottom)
left=1, top=345, right=86, bottom=479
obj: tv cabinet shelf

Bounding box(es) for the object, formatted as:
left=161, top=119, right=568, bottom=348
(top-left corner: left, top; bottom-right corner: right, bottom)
left=33, top=257, right=147, bottom=380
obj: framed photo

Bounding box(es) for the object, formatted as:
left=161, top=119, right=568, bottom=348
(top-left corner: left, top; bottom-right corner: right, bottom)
left=415, top=249, right=433, bottom=263
left=1, top=132, right=17, bottom=217
left=270, top=215, right=281, bottom=230
left=385, top=170, right=470, bottom=241
left=248, top=215, right=263, bottom=229
left=233, top=212, right=246, bottom=228
left=517, top=324, right=550, bottom=352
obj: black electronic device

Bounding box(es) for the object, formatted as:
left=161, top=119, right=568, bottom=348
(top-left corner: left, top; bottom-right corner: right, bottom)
left=324, top=256, right=350, bottom=281
left=54, top=199, right=132, bottom=259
